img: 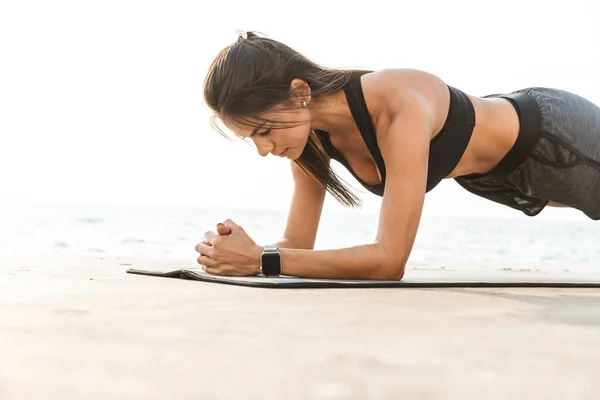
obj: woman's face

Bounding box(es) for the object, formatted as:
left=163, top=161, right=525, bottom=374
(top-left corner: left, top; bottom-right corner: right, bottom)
left=225, top=106, right=312, bottom=160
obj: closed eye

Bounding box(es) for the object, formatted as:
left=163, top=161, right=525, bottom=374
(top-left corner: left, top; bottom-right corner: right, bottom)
left=256, top=129, right=271, bottom=137
left=249, top=123, right=271, bottom=138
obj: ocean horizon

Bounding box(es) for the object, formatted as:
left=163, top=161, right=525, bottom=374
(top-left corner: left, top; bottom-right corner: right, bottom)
left=1, top=204, right=598, bottom=269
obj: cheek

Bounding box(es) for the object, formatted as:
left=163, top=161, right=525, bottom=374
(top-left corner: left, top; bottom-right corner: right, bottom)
left=296, top=125, right=311, bottom=141
left=280, top=125, right=310, bottom=145
left=283, top=128, right=303, bottom=144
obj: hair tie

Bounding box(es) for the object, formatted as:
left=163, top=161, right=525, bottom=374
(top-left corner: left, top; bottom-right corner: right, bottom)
left=235, top=29, right=248, bottom=42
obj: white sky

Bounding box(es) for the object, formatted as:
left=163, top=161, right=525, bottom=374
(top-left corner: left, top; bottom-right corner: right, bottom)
left=1, top=0, right=598, bottom=221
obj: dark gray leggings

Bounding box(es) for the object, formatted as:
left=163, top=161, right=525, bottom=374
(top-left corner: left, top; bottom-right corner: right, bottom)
left=455, top=87, right=600, bottom=220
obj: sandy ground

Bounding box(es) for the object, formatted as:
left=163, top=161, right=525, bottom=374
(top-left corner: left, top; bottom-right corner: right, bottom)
left=1, top=255, right=600, bottom=400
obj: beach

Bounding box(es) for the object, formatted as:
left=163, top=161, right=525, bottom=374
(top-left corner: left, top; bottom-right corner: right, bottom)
left=3, top=0, right=600, bottom=397
left=2, top=254, right=599, bottom=400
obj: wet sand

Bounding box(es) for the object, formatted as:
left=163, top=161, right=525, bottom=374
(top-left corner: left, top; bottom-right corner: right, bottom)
left=1, top=255, right=599, bottom=399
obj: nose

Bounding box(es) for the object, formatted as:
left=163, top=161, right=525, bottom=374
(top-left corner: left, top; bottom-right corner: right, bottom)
left=256, top=143, right=272, bottom=158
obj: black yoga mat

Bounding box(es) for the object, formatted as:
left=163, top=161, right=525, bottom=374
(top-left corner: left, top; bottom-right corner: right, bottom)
left=126, top=267, right=600, bottom=288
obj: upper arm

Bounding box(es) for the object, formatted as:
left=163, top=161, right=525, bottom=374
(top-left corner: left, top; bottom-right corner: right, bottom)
left=281, top=160, right=328, bottom=249
left=375, top=91, right=434, bottom=277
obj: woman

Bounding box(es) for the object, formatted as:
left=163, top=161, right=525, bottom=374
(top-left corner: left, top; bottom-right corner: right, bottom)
left=194, top=31, right=600, bottom=280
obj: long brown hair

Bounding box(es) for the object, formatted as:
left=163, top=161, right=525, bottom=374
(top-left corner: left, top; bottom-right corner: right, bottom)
left=203, top=31, right=371, bottom=208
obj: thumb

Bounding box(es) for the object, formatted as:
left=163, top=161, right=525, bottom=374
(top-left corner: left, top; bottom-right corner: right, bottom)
left=216, top=223, right=232, bottom=235
left=222, top=218, right=244, bottom=233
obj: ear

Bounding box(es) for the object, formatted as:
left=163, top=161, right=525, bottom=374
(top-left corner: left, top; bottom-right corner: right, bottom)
left=289, top=78, right=312, bottom=107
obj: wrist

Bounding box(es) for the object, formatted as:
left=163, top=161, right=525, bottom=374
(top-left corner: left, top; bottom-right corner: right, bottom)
left=253, top=245, right=264, bottom=275
left=257, top=244, right=282, bottom=277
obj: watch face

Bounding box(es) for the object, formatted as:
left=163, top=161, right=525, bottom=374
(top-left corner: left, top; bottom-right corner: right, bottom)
left=261, top=252, right=281, bottom=275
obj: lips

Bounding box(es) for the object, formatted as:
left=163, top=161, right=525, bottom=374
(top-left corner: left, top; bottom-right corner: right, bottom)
left=279, top=148, right=288, bottom=157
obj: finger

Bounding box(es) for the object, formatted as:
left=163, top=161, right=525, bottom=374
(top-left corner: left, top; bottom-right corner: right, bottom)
left=197, top=255, right=218, bottom=268
left=201, top=264, right=223, bottom=275
left=201, top=264, right=245, bottom=276
left=204, top=233, right=224, bottom=248
left=223, top=219, right=244, bottom=233
left=194, top=241, right=214, bottom=256
left=204, top=230, right=218, bottom=241
left=216, top=223, right=232, bottom=236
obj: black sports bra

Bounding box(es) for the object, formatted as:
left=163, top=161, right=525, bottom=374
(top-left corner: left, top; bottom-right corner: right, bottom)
left=316, top=75, right=475, bottom=196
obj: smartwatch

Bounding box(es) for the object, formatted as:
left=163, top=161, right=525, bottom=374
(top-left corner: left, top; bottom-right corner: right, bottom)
left=260, top=245, right=281, bottom=277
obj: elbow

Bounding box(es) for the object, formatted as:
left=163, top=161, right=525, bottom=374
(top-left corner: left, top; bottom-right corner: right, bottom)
left=374, top=241, right=407, bottom=280
left=371, top=256, right=406, bottom=281
left=384, top=263, right=406, bottom=280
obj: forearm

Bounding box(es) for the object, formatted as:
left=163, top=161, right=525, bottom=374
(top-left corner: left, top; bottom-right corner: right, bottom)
left=270, top=238, right=307, bottom=250
left=276, top=243, right=403, bottom=280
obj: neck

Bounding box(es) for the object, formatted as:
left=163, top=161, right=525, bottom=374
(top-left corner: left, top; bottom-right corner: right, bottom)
left=308, top=91, right=355, bottom=138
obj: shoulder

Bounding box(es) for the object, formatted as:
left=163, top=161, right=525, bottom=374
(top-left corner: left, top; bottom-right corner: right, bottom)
left=360, top=68, right=451, bottom=141
left=363, top=68, right=446, bottom=88
left=361, top=68, right=449, bottom=116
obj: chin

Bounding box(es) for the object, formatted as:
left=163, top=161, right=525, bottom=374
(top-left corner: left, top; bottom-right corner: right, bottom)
left=297, top=140, right=310, bottom=158
left=289, top=148, right=301, bottom=160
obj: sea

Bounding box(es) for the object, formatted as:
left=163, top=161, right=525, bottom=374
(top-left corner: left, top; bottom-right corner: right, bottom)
left=0, top=205, right=598, bottom=268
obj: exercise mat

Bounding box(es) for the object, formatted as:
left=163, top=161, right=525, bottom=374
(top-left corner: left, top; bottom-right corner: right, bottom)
left=126, top=267, right=600, bottom=288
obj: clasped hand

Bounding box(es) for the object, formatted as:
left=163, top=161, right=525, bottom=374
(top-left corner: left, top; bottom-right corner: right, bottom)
left=194, top=219, right=262, bottom=276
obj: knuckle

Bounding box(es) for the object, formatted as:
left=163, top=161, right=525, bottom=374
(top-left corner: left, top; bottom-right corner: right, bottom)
left=198, top=253, right=211, bottom=262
